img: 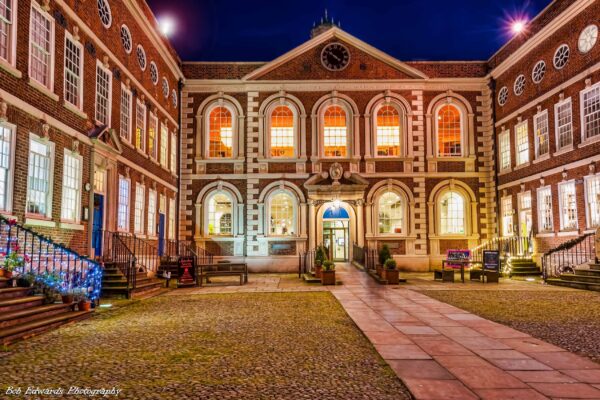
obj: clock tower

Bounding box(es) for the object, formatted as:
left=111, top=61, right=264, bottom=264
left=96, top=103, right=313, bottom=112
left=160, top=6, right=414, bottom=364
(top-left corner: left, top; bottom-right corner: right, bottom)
left=310, top=9, right=341, bottom=38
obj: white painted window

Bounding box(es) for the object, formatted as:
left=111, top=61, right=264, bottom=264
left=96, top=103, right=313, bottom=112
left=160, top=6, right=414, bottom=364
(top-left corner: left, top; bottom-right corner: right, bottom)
left=436, top=104, right=463, bottom=157
left=136, top=44, right=146, bottom=71
left=93, top=168, right=105, bottom=194
left=269, top=105, right=295, bottom=158
left=378, top=191, right=404, bottom=235
left=498, top=87, right=508, bottom=106
left=97, top=0, right=112, bottom=28
left=147, top=189, right=156, bottom=236
left=207, top=191, right=233, bottom=236
left=95, top=61, right=112, bottom=126
left=532, top=61, right=546, bottom=84
left=117, top=176, right=130, bottom=231
left=134, top=183, right=145, bottom=234
left=0, top=0, right=16, bottom=65
left=120, top=85, right=132, bottom=142
left=149, top=62, right=158, bottom=85
left=60, top=150, right=82, bottom=223
left=439, top=191, right=465, bottom=235
left=162, top=77, right=169, bottom=98
left=323, top=105, right=347, bottom=158
left=517, top=191, right=532, bottom=237
left=170, top=132, right=177, bottom=173
left=537, top=186, right=554, bottom=233
left=148, top=113, right=158, bottom=160
left=585, top=175, right=600, bottom=229
left=0, top=123, right=15, bottom=213
left=558, top=181, right=578, bottom=231
left=135, top=100, right=146, bottom=152
left=515, top=121, right=529, bottom=166
left=268, top=191, right=296, bottom=236
left=501, top=196, right=513, bottom=237
left=160, top=123, right=168, bottom=168
left=581, top=83, right=600, bottom=141
left=513, top=75, right=526, bottom=96
left=29, top=3, right=54, bottom=90
left=168, top=197, right=176, bottom=240
left=553, top=44, right=570, bottom=70
left=64, top=33, right=83, bottom=109
left=26, top=135, right=54, bottom=218
left=499, top=130, right=510, bottom=171
left=554, top=98, right=573, bottom=150
left=120, top=24, right=132, bottom=54
left=533, top=110, right=549, bottom=159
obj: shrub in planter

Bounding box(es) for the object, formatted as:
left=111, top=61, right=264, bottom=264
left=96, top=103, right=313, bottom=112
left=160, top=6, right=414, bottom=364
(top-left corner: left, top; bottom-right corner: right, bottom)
left=61, top=288, right=75, bottom=304
left=321, top=260, right=336, bottom=285
left=16, top=273, right=35, bottom=288
left=314, top=246, right=327, bottom=278
left=74, top=288, right=92, bottom=311
left=377, top=245, right=392, bottom=276
left=384, top=259, right=400, bottom=285
left=34, top=272, right=62, bottom=305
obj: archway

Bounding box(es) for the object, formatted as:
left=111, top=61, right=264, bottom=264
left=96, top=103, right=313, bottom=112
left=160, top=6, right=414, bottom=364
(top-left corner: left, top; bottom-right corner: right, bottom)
left=316, top=201, right=356, bottom=262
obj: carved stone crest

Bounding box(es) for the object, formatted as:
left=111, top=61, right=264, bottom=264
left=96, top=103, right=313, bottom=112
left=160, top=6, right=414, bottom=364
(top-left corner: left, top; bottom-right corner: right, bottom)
left=329, top=162, right=343, bottom=186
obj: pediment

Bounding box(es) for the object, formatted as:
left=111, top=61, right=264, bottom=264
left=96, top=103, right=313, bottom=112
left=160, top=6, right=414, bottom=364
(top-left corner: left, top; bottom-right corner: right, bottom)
left=244, top=28, right=428, bottom=81
left=89, top=125, right=123, bottom=155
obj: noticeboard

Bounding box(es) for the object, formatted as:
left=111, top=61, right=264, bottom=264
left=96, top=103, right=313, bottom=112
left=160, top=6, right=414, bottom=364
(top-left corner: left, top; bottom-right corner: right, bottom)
left=178, top=256, right=196, bottom=286
left=483, top=250, right=501, bottom=272
left=446, top=250, right=471, bottom=268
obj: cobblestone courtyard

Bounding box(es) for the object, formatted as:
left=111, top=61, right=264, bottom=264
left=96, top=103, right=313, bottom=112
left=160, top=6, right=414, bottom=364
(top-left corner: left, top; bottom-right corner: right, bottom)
left=0, top=291, right=410, bottom=400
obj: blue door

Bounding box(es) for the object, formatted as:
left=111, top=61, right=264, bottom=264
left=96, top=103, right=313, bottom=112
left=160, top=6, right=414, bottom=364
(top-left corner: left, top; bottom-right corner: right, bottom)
left=158, top=213, right=166, bottom=256
left=92, top=194, right=104, bottom=257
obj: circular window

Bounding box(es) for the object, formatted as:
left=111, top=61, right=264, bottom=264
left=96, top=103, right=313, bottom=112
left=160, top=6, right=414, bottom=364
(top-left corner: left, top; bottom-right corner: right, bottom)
left=532, top=61, right=546, bottom=84
left=120, top=25, right=132, bottom=54
left=97, top=0, right=112, bottom=29
left=171, top=89, right=178, bottom=108
left=150, top=62, right=159, bottom=85
left=553, top=44, right=570, bottom=70
left=514, top=75, right=526, bottom=96
left=136, top=45, right=147, bottom=71
left=162, top=78, right=169, bottom=98
left=578, top=24, right=598, bottom=54
left=498, top=86, right=509, bottom=106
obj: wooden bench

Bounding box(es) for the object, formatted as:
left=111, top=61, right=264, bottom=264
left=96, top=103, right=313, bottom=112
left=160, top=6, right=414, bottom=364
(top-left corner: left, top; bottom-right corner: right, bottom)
left=434, top=260, right=484, bottom=283
left=197, top=263, right=248, bottom=287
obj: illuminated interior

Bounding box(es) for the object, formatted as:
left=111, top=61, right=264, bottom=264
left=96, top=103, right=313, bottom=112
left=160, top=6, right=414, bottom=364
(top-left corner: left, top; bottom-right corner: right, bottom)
left=209, top=106, right=233, bottom=158
left=440, top=191, right=465, bottom=235
left=378, top=191, right=403, bottom=234
left=437, top=104, right=462, bottom=157
left=323, top=105, right=347, bottom=157
left=270, top=192, right=295, bottom=235
left=376, top=105, right=401, bottom=156
left=270, top=106, right=295, bottom=158
left=208, top=192, right=232, bottom=236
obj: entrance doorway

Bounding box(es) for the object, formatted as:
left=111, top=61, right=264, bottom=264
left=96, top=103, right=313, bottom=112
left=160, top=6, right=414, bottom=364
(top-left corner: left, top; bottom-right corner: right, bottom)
left=92, top=193, right=104, bottom=257
left=322, top=207, right=350, bottom=262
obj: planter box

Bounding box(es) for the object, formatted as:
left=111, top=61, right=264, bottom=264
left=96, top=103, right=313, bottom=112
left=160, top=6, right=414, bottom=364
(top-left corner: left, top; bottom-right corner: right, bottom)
left=376, top=265, right=384, bottom=277
left=315, top=265, right=323, bottom=279
left=384, top=269, right=399, bottom=285
left=321, top=270, right=336, bottom=285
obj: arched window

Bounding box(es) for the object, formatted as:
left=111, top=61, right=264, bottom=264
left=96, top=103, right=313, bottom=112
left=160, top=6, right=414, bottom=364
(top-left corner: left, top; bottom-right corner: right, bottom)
left=437, top=104, right=462, bottom=157
left=270, top=106, right=294, bottom=158
left=207, top=192, right=233, bottom=236
left=323, top=105, right=347, bottom=157
left=208, top=106, right=233, bottom=158
left=269, top=191, right=296, bottom=236
left=376, top=105, right=401, bottom=157
left=378, top=192, right=404, bottom=234
left=439, top=191, right=466, bottom=235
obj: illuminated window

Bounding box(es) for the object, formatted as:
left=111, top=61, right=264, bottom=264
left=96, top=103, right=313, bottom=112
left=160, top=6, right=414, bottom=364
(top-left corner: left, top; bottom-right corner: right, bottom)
left=270, top=106, right=294, bottom=158
left=537, top=186, right=553, bottom=233
left=376, top=105, right=401, bottom=157
left=95, top=62, right=112, bottom=126
left=0, top=0, right=15, bottom=64
left=269, top=192, right=295, bottom=236
left=436, top=104, right=462, bottom=157
left=120, top=86, right=132, bottom=142
left=93, top=169, right=105, bottom=193
left=207, top=192, right=232, bottom=236
left=581, top=83, right=600, bottom=141
left=323, top=105, right=347, bottom=157
left=534, top=110, right=549, bottom=158
left=499, top=130, right=510, bottom=171
left=378, top=191, right=403, bottom=234
left=501, top=196, right=513, bottom=237
left=555, top=99, right=573, bottom=150
left=170, top=132, right=177, bottom=172
left=558, top=181, right=577, bottom=230
left=439, top=191, right=465, bottom=235
left=168, top=198, right=176, bottom=240
left=148, top=113, right=157, bottom=159
left=134, top=184, right=145, bottom=234
left=515, top=121, right=529, bottom=166
left=61, top=150, right=82, bottom=223
left=160, top=123, right=168, bottom=167
left=208, top=106, right=233, bottom=158
left=135, top=100, right=146, bottom=151
left=585, top=175, right=600, bottom=228
left=26, top=135, right=54, bottom=218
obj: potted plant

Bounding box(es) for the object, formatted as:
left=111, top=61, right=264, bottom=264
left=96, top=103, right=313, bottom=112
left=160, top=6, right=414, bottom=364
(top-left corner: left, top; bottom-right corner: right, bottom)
left=377, top=244, right=391, bottom=277
left=61, top=288, right=76, bottom=304
left=0, top=247, right=27, bottom=280
left=16, top=272, right=35, bottom=288
left=314, top=246, right=327, bottom=279
left=34, top=273, right=62, bottom=305
left=75, top=288, right=92, bottom=311
left=384, top=258, right=400, bottom=285
left=321, top=260, right=336, bottom=285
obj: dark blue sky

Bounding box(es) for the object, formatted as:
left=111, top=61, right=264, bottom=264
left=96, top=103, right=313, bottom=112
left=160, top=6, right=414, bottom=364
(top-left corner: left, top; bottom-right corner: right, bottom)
left=147, top=0, right=552, bottom=62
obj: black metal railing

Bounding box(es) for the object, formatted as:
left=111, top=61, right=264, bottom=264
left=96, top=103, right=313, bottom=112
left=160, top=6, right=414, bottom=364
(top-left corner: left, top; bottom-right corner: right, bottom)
left=471, top=236, right=533, bottom=262
left=299, top=249, right=315, bottom=278
left=114, top=232, right=159, bottom=274
left=111, top=234, right=137, bottom=293
left=542, top=232, right=596, bottom=279
left=164, top=240, right=214, bottom=265
left=0, top=216, right=103, bottom=304
left=364, top=248, right=377, bottom=271
left=352, top=243, right=365, bottom=265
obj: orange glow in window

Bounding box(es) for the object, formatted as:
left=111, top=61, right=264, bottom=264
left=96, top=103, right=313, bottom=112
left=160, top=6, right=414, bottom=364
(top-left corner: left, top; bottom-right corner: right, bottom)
left=376, top=105, right=401, bottom=156
left=270, top=106, right=294, bottom=158
left=323, top=105, right=347, bottom=157
left=209, top=107, right=233, bottom=158
left=437, top=104, right=462, bottom=157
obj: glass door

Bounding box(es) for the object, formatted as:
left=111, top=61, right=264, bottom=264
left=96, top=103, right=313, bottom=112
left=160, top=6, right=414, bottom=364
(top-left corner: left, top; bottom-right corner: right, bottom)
left=323, top=220, right=349, bottom=261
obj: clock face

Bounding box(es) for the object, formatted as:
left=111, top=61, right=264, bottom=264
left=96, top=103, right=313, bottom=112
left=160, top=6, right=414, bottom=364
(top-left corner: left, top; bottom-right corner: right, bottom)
left=578, top=24, right=598, bottom=54
left=321, top=43, right=350, bottom=71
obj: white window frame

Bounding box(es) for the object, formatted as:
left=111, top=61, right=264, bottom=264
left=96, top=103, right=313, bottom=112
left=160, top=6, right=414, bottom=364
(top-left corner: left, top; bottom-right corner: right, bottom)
left=26, top=133, right=55, bottom=219
left=117, top=175, right=130, bottom=232
left=160, top=122, right=168, bottom=168
left=558, top=180, right=578, bottom=231
left=376, top=190, right=407, bottom=237
left=63, top=31, right=84, bottom=110
left=28, top=2, right=55, bottom=91
left=205, top=190, right=236, bottom=237
left=434, top=102, right=465, bottom=158
left=498, top=130, right=511, bottom=171
left=320, top=103, right=351, bottom=159
left=266, top=102, right=298, bottom=159
left=148, top=112, right=158, bottom=160
left=119, top=84, right=133, bottom=143
left=554, top=97, right=573, bottom=152
left=580, top=82, right=600, bottom=143
left=514, top=120, right=529, bottom=166
left=438, top=190, right=467, bottom=237
left=537, top=186, right=554, bottom=234
left=0, top=122, right=16, bottom=214
left=373, top=102, right=403, bottom=158
left=60, top=149, right=82, bottom=223
left=133, top=183, right=145, bottom=235
left=135, top=99, right=147, bottom=152
left=584, top=174, right=600, bottom=229
left=95, top=60, right=113, bottom=126
left=0, top=0, right=18, bottom=67
left=170, top=132, right=177, bottom=173
left=204, top=103, right=238, bottom=160
left=266, top=189, right=298, bottom=237
left=147, top=189, right=157, bottom=237
left=533, top=109, right=549, bottom=160
left=501, top=196, right=513, bottom=237
left=517, top=191, right=532, bottom=237
left=168, top=197, right=176, bottom=240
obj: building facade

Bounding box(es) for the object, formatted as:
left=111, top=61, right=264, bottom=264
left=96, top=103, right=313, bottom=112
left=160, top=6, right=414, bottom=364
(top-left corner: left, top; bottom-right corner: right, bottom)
left=0, top=0, right=182, bottom=257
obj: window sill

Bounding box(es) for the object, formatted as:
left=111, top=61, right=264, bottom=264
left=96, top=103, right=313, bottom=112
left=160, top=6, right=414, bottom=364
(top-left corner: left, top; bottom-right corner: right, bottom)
left=557, top=230, right=579, bottom=237
left=311, top=156, right=361, bottom=163
left=256, top=157, right=308, bottom=163
left=426, top=156, right=472, bottom=162
left=160, top=164, right=170, bottom=172
left=136, top=148, right=149, bottom=158
left=28, top=79, right=59, bottom=102
left=60, top=222, right=84, bottom=231
left=578, top=136, right=600, bottom=149
left=554, top=145, right=574, bottom=157
left=364, top=156, right=413, bottom=162
left=536, top=232, right=555, bottom=238
left=532, top=154, right=550, bottom=164
left=0, top=60, right=22, bottom=79
left=195, top=158, right=244, bottom=164
left=25, top=218, right=56, bottom=228
left=514, top=162, right=530, bottom=170
left=63, top=101, right=87, bottom=119
left=0, top=213, right=17, bottom=221
left=498, top=168, right=513, bottom=176
left=121, top=139, right=135, bottom=149
left=583, top=229, right=598, bottom=234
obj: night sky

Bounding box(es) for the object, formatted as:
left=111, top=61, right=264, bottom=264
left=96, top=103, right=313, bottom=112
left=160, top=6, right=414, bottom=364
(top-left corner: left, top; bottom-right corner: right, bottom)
left=146, top=0, right=552, bottom=62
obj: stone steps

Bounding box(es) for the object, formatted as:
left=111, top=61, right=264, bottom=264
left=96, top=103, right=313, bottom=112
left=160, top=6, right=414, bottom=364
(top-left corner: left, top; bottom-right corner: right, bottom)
left=0, top=287, right=33, bottom=300
left=0, top=303, right=75, bottom=329
left=546, top=278, right=600, bottom=292
left=0, top=296, right=44, bottom=313
left=0, top=310, right=92, bottom=345
left=510, top=260, right=540, bottom=276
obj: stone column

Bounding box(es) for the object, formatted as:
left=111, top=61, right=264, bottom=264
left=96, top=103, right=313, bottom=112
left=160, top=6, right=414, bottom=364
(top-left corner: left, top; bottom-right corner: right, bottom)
left=356, top=200, right=365, bottom=247
left=308, top=200, right=316, bottom=250
left=194, top=203, right=202, bottom=238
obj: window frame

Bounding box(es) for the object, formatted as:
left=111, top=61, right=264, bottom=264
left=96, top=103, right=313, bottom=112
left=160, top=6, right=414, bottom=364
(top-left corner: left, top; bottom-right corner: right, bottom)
left=533, top=109, right=549, bottom=160
left=320, top=103, right=351, bottom=159
left=498, top=130, right=511, bottom=172
left=159, top=122, right=168, bottom=168
left=170, top=132, right=177, bottom=173
left=584, top=174, right=600, bottom=229
left=148, top=112, right=158, bottom=160
left=205, top=190, right=235, bottom=237
left=0, top=122, right=16, bottom=214
left=60, top=149, right=83, bottom=224
left=580, top=82, right=600, bottom=143
left=133, top=182, right=145, bottom=235
left=266, top=189, right=298, bottom=237
left=205, top=103, right=237, bottom=160
left=501, top=196, right=514, bottom=237
left=119, top=84, right=133, bottom=143
left=373, top=102, right=403, bottom=158
left=558, top=180, right=578, bottom=231
left=94, top=60, right=113, bottom=127
left=0, top=0, right=17, bottom=67
left=376, top=190, right=407, bottom=237
left=63, top=31, right=84, bottom=111
left=28, top=2, right=55, bottom=91
left=168, top=197, right=176, bottom=240
left=514, top=120, right=529, bottom=166
left=434, top=102, right=464, bottom=158
left=537, top=186, right=554, bottom=234
left=266, top=102, right=298, bottom=159
left=438, top=190, right=467, bottom=237
left=135, top=99, right=147, bottom=152
left=554, top=97, right=573, bottom=152
left=117, top=175, right=130, bottom=232
left=26, top=133, right=55, bottom=220
left=147, top=189, right=157, bottom=237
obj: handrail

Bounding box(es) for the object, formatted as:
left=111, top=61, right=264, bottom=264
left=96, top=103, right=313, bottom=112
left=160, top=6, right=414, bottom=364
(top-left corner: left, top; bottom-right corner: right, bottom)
left=471, top=236, right=533, bottom=262
left=165, top=239, right=214, bottom=266
left=111, top=233, right=137, bottom=293
left=542, top=232, right=596, bottom=279
left=114, top=232, right=159, bottom=274
left=0, top=216, right=103, bottom=304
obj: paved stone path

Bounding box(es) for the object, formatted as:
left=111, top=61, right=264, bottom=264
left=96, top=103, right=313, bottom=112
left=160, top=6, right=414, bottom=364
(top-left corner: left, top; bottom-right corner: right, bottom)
left=330, top=264, right=600, bottom=400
